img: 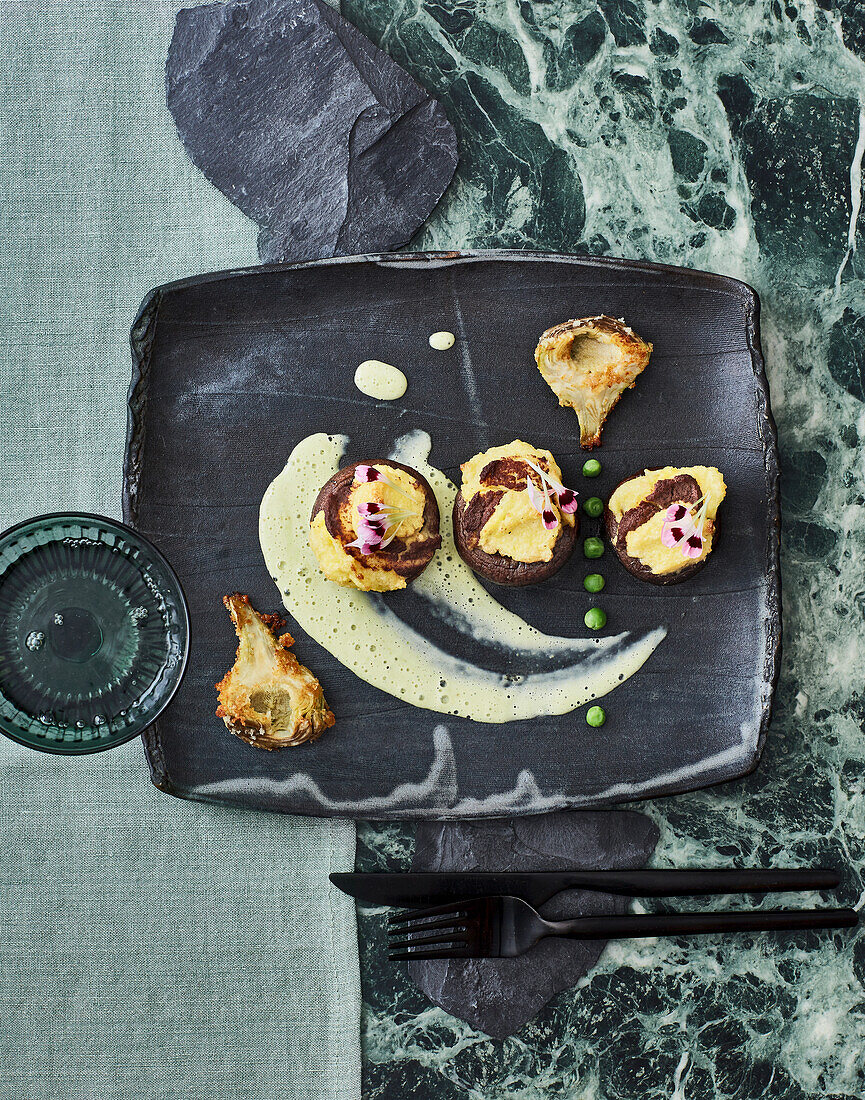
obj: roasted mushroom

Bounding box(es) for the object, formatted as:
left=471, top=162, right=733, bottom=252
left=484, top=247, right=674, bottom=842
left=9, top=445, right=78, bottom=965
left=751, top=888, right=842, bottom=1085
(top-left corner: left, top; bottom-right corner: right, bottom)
left=215, top=594, right=335, bottom=749
left=605, top=466, right=726, bottom=585
left=453, top=441, right=579, bottom=586
left=309, top=459, right=441, bottom=592
left=534, top=315, right=652, bottom=448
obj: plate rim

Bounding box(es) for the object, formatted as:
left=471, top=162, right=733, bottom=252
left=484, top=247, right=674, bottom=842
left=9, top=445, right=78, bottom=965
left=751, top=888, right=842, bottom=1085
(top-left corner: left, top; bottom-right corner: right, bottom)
left=124, top=248, right=781, bottom=818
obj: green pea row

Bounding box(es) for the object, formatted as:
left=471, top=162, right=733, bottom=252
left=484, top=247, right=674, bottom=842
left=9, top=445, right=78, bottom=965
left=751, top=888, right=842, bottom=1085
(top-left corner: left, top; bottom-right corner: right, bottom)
left=582, top=460, right=605, bottom=727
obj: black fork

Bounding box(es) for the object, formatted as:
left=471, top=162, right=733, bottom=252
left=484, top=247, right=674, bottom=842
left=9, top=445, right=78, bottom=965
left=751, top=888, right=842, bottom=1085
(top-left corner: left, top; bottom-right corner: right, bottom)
left=388, top=896, right=859, bottom=960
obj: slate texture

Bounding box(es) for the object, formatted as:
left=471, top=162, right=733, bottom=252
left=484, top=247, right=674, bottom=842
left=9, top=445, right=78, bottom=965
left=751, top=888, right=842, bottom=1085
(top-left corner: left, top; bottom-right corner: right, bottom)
left=165, top=0, right=457, bottom=263
left=407, top=812, right=659, bottom=1039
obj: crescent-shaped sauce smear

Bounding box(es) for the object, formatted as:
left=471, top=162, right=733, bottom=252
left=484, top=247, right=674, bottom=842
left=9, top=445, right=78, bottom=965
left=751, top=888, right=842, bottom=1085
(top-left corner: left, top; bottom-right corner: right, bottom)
left=259, top=431, right=665, bottom=723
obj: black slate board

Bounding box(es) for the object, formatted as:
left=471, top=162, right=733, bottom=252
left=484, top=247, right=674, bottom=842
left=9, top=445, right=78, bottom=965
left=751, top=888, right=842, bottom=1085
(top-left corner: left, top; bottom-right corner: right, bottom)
left=124, top=251, right=780, bottom=819
left=165, top=0, right=457, bottom=264
left=408, top=811, right=660, bottom=1039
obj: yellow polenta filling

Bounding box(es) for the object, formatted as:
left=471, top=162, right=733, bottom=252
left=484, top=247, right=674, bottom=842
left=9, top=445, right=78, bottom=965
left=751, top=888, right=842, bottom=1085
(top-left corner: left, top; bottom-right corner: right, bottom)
left=608, top=465, right=726, bottom=575
left=308, top=465, right=426, bottom=592
left=460, top=441, right=574, bottom=564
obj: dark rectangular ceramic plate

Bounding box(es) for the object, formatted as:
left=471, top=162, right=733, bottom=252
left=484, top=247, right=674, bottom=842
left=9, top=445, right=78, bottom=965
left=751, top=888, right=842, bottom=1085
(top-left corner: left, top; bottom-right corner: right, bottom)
left=124, top=250, right=780, bottom=819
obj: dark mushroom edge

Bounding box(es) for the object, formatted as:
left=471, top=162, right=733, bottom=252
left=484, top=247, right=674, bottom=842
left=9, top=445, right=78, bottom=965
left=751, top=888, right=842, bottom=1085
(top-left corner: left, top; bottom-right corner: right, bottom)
left=452, top=448, right=579, bottom=587
left=310, top=459, right=441, bottom=586
left=604, top=467, right=724, bottom=586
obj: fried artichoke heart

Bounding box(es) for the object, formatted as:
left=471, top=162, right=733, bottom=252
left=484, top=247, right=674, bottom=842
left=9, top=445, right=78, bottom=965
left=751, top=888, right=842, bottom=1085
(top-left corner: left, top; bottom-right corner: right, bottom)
left=215, top=593, right=335, bottom=750
left=534, top=315, right=652, bottom=448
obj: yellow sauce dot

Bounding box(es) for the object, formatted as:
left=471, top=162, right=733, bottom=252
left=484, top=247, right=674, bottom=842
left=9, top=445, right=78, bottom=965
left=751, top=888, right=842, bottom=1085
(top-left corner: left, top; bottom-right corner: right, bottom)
left=429, top=331, right=455, bottom=350
left=354, top=360, right=407, bottom=400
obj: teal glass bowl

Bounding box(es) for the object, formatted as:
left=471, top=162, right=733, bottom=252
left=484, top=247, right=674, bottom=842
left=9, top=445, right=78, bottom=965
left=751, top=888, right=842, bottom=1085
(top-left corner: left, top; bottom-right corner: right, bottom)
left=0, top=513, right=189, bottom=754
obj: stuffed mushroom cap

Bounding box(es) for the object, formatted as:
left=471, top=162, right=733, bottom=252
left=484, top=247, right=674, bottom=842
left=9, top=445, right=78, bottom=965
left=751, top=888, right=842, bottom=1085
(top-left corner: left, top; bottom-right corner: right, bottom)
left=309, top=459, right=441, bottom=592
left=453, top=440, right=579, bottom=586
left=605, top=465, right=726, bottom=585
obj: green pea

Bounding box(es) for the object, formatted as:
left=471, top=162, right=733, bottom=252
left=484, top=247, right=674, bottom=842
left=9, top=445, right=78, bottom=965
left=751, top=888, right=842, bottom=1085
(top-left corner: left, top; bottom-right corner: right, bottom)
left=583, top=573, right=605, bottom=593
left=582, top=458, right=602, bottom=478
left=584, top=607, right=607, bottom=630
left=586, top=705, right=606, bottom=727
left=583, top=496, right=604, bottom=518
left=583, top=536, right=604, bottom=559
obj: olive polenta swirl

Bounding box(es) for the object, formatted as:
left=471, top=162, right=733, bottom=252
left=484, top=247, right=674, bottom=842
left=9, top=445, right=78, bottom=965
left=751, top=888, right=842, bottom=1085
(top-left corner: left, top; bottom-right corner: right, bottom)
left=309, top=459, right=441, bottom=592
left=453, top=440, right=579, bottom=587
left=605, top=465, right=726, bottom=585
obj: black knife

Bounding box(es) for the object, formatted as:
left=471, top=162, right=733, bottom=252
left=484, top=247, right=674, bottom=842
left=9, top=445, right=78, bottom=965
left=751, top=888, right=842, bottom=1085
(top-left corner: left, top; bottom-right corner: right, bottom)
left=330, top=868, right=840, bottom=908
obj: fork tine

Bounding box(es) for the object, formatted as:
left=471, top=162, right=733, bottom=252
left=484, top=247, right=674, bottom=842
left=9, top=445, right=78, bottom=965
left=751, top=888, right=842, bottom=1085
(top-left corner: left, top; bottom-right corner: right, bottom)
left=389, top=946, right=471, bottom=960
left=388, top=931, right=469, bottom=951
left=388, top=902, right=469, bottom=926
left=387, top=915, right=468, bottom=936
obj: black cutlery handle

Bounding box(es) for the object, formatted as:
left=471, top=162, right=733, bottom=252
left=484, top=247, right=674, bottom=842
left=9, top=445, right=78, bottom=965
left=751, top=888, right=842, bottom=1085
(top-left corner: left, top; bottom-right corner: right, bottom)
left=556, top=868, right=840, bottom=898
left=554, top=907, right=858, bottom=940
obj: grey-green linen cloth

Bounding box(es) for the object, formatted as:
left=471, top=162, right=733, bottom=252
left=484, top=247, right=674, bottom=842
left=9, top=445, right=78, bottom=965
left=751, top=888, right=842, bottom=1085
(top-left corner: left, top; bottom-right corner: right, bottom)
left=0, top=4, right=361, bottom=1098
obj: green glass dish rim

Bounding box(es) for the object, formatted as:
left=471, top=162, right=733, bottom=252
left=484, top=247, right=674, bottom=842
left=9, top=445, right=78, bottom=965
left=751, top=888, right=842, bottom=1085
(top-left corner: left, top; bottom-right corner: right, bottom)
left=0, top=511, right=190, bottom=756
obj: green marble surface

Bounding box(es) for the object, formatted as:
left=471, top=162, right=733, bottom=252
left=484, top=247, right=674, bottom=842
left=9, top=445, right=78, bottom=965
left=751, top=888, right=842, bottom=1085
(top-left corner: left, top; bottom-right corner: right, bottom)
left=337, top=0, right=865, bottom=1096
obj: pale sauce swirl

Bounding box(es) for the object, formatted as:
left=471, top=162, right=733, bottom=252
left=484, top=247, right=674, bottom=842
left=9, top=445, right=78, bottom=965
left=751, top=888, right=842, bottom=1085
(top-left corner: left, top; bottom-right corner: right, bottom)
left=259, top=433, right=665, bottom=723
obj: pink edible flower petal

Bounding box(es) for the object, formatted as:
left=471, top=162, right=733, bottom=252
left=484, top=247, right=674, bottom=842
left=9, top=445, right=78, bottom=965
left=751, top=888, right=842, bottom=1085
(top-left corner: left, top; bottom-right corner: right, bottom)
left=557, top=489, right=579, bottom=513
left=538, top=476, right=557, bottom=530
left=347, top=515, right=392, bottom=554
left=346, top=536, right=380, bottom=554
left=348, top=509, right=413, bottom=554
left=525, top=477, right=546, bottom=515
left=661, top=524, right=689, bottom=548
left=357, top=501, right=416, bottom=520
left=661, top=501, right=698, bottom=549
left=524, top=463, right=560, bottom=530
left=354, top=464, right=380, bottom=484
left=525, top=458, right=579, bottom=513
left=346, top=516, right=388, bottom=553
left=680, top=498, right=710, bottom=558
left=659, top=495, right=709, bottom=558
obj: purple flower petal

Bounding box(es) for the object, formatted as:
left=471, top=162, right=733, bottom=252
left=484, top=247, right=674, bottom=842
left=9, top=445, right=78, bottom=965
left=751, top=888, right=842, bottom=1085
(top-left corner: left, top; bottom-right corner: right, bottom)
left=537, top=471, right=558, bottom=530
left=665, top=503, right=689, bottom=523
left=354, top=464, right=380, bottom=483
left=683, top=534, right=704, bottom=558
left=351, top=516, right=388, bottom=548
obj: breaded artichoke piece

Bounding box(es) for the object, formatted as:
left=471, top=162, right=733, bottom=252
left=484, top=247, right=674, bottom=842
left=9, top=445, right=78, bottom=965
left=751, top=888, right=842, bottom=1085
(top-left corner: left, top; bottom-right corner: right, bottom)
left=534, top=315, right=652, bottom=449
left=215, top=594, right=335, bottom=750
